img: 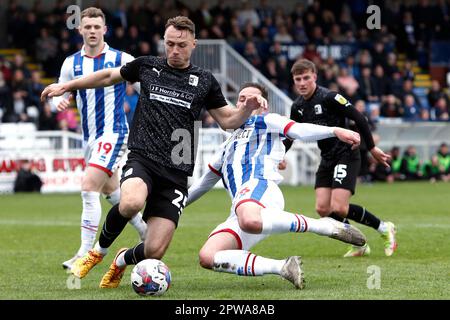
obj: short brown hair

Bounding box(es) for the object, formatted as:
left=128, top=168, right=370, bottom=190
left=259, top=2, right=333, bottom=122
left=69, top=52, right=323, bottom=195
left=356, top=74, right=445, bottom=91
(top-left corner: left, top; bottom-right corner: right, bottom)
left=165, top=16, right=195, bottom=36
left=239, top=82, right=269, bottom=100
left=291, top=58, right=317, bottom=75
left=81, top=7, right=106, bottom=22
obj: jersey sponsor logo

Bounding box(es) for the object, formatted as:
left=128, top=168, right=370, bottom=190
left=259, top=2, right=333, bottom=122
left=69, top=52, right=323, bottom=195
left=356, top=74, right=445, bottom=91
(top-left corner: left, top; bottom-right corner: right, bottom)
left=189, top=74, right=199, bottom=86
left=104, top=61, right=114, bottom=68
left=314, top=104, right=323, bottom=115
left=334, top=94, right=351, bottom=107
left=235, top=128, right=253, bottom=140
left=150, top=85, right=194, bottom=108
left=152, top=67, right=162, bottom=77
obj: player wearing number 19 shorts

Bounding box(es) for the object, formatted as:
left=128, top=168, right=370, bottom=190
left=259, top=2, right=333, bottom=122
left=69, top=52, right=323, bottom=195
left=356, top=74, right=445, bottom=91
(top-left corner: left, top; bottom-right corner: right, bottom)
left=51, top=8, right=146, bottom=269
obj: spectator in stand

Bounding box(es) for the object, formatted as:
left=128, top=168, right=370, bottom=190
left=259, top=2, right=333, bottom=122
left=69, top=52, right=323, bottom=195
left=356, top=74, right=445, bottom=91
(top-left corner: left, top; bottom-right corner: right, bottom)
left=390, top=146, right=404, bottom=181
left=56, top=104, right=79, bottom=133
left=126, top=25, right=141, bottom=57
left=0, top=72, right=11, bottom=122
left=242, top=41, right=262, bottom=69
left=256, top=0, right=274, bottom=22
left=380, top=94, right=403, bottom=118
left=328, top=23, right=347, bottom=43
left=341, top=55, right=360, bottom=79
left=397, top=11, right=416, bottom=60
left=420, top=108, right=431, bottom=121
left=371, top=65, right=390, bottom=102
left=427, top=80, right=449, bottom=109
left=194, top=1, right=213, bottom=31
left=28, top=71, right=44, bottom=109
left=437, top=143, right=450, bottom=179
left=385, top=53, right=400, bottom=78
left=370, top=145, right=395, bottom=184
left=422, top=155, right=448, bottom=183
left=399, top=80, right=422, bottom=109
left=402, top=60, right=415, bottom=81
left=10, top=53, right=31, bottom=79
left=402, top=94, right=421, bottom=121
left=5, top=69, right=31, bottom=123
left=35, top=28, right=59, bottom=77
left=389, top=71, right=405, bottom=98
left=273, top=23, right=293, bottom=43
left=337, top=67, right=359, bottom=96
left=431, top=97, right=450, bottom=121
left=356, top=49, right=372, bottom=70
left=371, top=42, right=387, bottom=69
left=357, top=67, right=376, bottom=102
left=292, top=17, right=309, bottom=43
left=109, top=26, right=128, bottom=52
left=38, top=100, right=58, bottom=131
left=400, top=146, right=422, bottom=180
left=302, top=43, right=322, bottom=65
left=14, top=160, right=43, bottom=193
left=237, top=1, right=260, bottom=29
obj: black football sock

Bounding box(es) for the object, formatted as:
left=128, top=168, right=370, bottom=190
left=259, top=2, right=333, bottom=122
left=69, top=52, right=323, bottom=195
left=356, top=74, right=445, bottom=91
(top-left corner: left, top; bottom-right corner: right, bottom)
left=124, top=242, right=146, bottom=265
left=346, top=204, right=381, bottom=230
left=330, top=212, right=350, bottom=224
left=98, top=204, right=130, bottom=248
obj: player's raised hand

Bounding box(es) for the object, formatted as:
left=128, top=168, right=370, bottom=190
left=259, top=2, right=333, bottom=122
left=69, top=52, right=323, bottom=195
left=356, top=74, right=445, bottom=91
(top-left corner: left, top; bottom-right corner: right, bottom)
left=370, top=146, right=391, bottom=168
left=333, top=127, right=360, bottom=149
left=244, top=94, right=268, bottom=111
left=55, top=94, right=73, bottom=112
left=41, top=83, right=67, bottom=102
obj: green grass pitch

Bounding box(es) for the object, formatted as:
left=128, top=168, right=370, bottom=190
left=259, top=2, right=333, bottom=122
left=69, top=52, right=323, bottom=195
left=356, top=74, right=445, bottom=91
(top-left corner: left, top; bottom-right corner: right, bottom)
left=0, top=182, right=449, bottom=300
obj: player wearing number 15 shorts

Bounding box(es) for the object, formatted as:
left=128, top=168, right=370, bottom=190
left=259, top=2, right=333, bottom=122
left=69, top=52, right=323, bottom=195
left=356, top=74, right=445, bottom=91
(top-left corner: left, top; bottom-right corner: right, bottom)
left=50, top=8, right=146, bottom=270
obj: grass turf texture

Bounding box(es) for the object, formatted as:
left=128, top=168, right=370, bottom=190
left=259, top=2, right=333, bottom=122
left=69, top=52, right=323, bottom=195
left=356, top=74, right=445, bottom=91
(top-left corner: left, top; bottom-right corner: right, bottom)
left=0, top=182, right=449, bottom=300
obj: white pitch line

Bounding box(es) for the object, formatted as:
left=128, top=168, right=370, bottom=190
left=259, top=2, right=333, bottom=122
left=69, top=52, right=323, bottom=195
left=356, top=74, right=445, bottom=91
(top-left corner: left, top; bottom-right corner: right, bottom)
left=0, top=220, right=78, bottom=227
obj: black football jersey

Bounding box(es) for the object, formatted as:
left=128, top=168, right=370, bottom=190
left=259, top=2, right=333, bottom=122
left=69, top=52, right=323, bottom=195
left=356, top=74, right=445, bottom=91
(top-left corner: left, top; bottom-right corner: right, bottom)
left=120, top=56, right=227, bottom=175
left=289, top=86, right=374, bottom=160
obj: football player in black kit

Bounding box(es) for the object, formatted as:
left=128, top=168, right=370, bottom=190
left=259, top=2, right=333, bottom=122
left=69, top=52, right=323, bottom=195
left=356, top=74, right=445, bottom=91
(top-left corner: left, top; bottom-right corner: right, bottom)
left=41, top=16, right=267, bottom=288
left=284, top=59, right=397, bottom=258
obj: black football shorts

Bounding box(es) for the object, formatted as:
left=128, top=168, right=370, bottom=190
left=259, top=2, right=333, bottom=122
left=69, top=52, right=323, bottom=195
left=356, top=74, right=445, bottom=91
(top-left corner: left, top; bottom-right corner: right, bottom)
left=315, top=150, right=361, bottom=194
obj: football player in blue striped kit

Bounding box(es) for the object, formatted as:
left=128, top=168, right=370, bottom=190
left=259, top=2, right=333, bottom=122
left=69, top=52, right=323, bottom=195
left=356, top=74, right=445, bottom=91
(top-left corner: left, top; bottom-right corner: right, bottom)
left=50, top=7, right=146, bottom=269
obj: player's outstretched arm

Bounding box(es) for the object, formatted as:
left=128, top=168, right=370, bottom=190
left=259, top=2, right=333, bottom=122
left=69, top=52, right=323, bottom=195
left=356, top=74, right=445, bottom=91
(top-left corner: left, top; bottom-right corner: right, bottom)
left=208, top=95, right=267, bottom=130
left=186, top=168, right=222, bottom=207
left=41, top=67, right=124, bottom=101
left=285, top=121, right=360, bottom=147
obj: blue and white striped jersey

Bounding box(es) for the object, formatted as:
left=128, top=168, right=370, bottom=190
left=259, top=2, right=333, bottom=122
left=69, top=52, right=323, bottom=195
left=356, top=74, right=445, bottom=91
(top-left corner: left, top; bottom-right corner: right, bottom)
left=209, top=113, right=295, bottom=199
left=57, top=43, right=134, bottom=142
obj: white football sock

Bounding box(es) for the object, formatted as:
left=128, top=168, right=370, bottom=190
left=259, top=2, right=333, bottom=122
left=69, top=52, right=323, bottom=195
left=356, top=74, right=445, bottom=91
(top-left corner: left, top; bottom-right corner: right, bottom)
left=115, top=250, right=127, bottom=268
left=377, top=221, right=387, bottom=233
left=104, top=188, right=147, bottom=240
left=260, top=208, right=334, bottom=236
left=93, top=241, right=108, bottom=256
left=104, top=188, right=120, bottom=206
left=213, top=250, right=285, bottom=276
left=77, top=191, right=101, bottom=256
left=129, top=213, right=147, bottom=241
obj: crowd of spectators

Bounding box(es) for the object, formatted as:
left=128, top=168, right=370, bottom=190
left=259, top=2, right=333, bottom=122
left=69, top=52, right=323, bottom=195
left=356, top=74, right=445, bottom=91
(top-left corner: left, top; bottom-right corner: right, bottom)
left=368, top=142, right=450, bottom=183
left=1, top=0, right=450, bottom=132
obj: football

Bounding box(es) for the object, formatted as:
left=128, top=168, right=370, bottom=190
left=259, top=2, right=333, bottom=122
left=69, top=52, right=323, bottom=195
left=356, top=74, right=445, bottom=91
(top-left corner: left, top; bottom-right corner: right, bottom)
left=130, top=259, right=171, bottom=296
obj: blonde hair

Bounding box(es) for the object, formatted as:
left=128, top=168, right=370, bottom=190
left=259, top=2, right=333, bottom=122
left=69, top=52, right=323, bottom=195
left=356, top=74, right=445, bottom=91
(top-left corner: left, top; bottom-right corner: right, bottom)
left=80, top=7, right=106, bottom=22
